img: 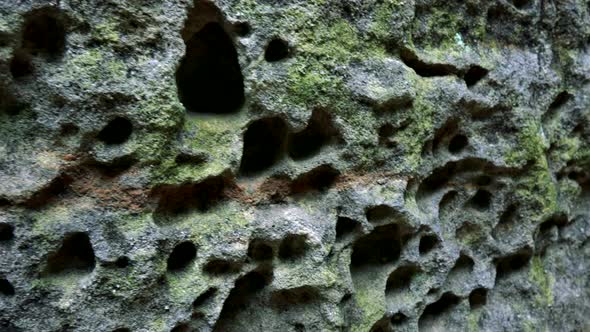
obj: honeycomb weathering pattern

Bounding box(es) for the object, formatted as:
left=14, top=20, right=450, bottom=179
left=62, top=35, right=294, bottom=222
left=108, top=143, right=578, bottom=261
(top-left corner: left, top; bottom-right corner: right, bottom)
left=0, top=0, right=589, bottom=331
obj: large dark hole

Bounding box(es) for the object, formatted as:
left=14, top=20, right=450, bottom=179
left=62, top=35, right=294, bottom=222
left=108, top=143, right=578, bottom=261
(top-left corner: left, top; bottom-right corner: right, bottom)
left=176, top=22, right=244, bottom=113
left=418, top=292, right=461, bottom=329
left=97, top=117, right=133, bottom=145
left=469, top=288, right=487, bottom=309
left=0, top=278, right=15, bottom=296
left=203, top=259, right=241, bottom=275
left=335, top=216, right=358, bottom=240
left=270, top=286, right=319, bottom=308
left=45, top=232, right=96, bottom=275
left=419, top=234, right=439, bottom=255
left=22, top=7, right=66, bottom=56
left=9, top=50, right=33, bottom=78
left=288, top=109, right=338, bottom=160
left=386, top=264, right=420, bottom=294
left=213, top=266, right=273, bottom=332
left=350, top=223, right=412, bottom=269
left=290, top=165, right=340, bottom=194
left=247, top=239, right=274, bottom=261
left=278, top=234, right=308, bottom=261
left=0, top=223, right=14, bottom=241
left=167, top=241, right=197, bottom=271
left=463, top=65, right=488, bottom=87
left=239, top=117, right=288, bottom=175
left=468, top=189, right=492, bottom=211
left=494, top=247, right=532, bottom=280
left=264, top=38, right=290, bottom=62
left=448, top=134, right=468, bottom=154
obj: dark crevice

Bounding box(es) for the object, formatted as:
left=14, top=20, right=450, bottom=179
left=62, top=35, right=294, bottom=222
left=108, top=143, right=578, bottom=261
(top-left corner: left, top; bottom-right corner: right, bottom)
left=494, top=247, right=533, bottom=280
left=167, top=241, right=197, bottom=272
left=270, top=286, right=319, bottom=308
left=213, top=266, right=273, bottom=332
left=400, top=48, right=458, bottom=77
left=0, top=223, right=15, bottom=241
left=153, top=175, right=232, bottom=224
left=543, top=91, right=573, bottom=124
left=278, top=234, right=308, bottom=261
left=239, top=117, right=288, bottom=175
left=288, top=108, right=339, bottom=160
left=247, top=239, right=274, bottom=261
left=97, top=117, right=133, bottom=145
left=386, top=264, right=420, bottom=294
left=0, top=278, right=15, bottom=296
left=264, top=38, right=290, bottom=62
left=419, top=234, right=439, bottom=255
left=193, top=287, right=217, bottom=308
left=290, top=165, right=340, bottom=194
left=351, top=222, right=413, bottom=269
left=203, top=259, right=242, bottom=275
left=176, top=18, right=244, bottom=113
left=469, top=288, right=487, bottom=309
left=418, top=292, right=461, bottom=329
left=45, top=232, right=96, bottom=275
left=463, top=65, right=488, bottom=87
left=336, top=216, right=358, bottom=240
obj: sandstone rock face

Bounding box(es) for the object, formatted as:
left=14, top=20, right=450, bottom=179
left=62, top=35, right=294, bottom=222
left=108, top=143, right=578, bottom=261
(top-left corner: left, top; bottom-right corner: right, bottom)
left=0, top=0, right=589, bottom=331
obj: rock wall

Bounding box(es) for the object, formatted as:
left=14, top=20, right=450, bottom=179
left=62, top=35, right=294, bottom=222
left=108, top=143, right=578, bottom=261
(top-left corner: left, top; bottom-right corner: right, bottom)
left=0, top=0, right=589, bottom=331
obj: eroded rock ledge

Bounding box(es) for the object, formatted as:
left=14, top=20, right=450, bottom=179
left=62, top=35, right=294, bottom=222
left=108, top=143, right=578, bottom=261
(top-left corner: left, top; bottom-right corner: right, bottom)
left=0, top=0, right=589, bottom=331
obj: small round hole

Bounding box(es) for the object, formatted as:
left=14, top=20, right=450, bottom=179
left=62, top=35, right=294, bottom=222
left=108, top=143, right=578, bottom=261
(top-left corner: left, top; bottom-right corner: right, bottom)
left=264, top=38, right=289, bottom=62
left=233, top=21, right=251, bottom=37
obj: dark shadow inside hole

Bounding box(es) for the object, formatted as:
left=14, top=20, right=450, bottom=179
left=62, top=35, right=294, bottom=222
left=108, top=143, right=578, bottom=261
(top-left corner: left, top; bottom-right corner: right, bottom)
left=0, top=223, right=14, bottom=241
left=247, top=239, right=273, bottom=261
left=193, top=287, right=217, bottom=308
left=233, top=21, right=251, bottom=37
left=448, top=134, right=468, bottom=154
left=270, top=286, right=319, bottom=308
left=366, top=204, right=399, bottom=224
left=239, top=117, right=288, bottom=175
left=278, top=234, right=308, bottom=261
left=494, top=247, right=532, bottom=280
left=512, top=0, right=532, bottom=9
left=264, top=38, right=290, bottom=62
left=115, top=256, right=130, bottom=268
left=464, top=65, right=488, bottom=87
left=449, top=254, right=475, bottom=276
left=468, top=189, right=492, bottom=211
left=391, top=312, right=408, bottom=325
left=45, top=232, right=96, bottom=274
left=419, top=235, right=439, bottom=255
left=400, top=48, right=458, bottom=77
left=22, top=6, right=66, bottom=56
left=290, top=164, right=340, bottom=194
left=171, top=323, right=191, bottom=332
left=386, top=264, right=420, bottom=293
left=0, top=278, right=15, bottom=296
left=418, top=292, right=461, bottom=328
left=351, top=223, right=412, bottom=268
left=336, top=216, right=358, bottom=240
left=203, top=259, right=241, bottom=275
left=469, top=288, right=487, bottom=309
left=9, top=50, right=33, bottom=78
left=167, top=241, right=197, bottom=271
left=549, top=91, right=572, bottom=110
left=176, top=22, right=244, bottom=113
left=97, top=117, right=133, bottom=145
left=213, top=266, right=273, bottom=332
left=288, top=109, right=338, bottom=160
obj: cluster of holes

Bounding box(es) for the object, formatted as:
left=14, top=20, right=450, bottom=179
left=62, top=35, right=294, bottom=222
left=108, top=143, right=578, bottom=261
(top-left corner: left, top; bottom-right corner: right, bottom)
left=240, top=109, right=339, bottom=175
left=153, top=175, right=229, bottom=224
left=167, top=241, right=197, bottom=272
left=45, top=232, right=96, bottom=275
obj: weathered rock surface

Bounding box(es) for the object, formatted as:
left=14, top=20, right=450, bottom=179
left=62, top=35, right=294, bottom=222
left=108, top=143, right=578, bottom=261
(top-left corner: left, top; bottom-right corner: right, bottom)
left=0, top=0, right=589, bottom=331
